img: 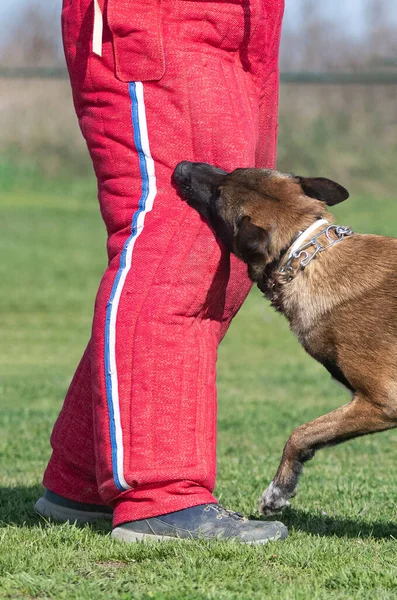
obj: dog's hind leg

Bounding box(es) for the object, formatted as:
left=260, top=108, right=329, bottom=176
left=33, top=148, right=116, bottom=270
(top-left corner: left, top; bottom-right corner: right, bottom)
left=259, top=392, right=397, bottom=516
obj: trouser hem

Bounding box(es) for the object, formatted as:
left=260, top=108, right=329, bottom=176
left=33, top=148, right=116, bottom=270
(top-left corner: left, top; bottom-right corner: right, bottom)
left=113, top=487, right=217, bottom=526
left=43, top=452, right=105, bottom=506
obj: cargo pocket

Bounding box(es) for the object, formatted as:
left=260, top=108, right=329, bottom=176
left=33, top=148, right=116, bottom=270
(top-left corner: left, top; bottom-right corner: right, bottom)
left=107, top=0, right=165, bottom=82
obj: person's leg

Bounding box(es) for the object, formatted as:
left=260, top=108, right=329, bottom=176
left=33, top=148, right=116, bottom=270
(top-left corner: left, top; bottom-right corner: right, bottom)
left=39, top=0, right=285, bottom=528
left=220, top=0, right=285, bottom=339
left=43, top=342, right=102, bottom=505
left=88, top=57, right=261, bottom=527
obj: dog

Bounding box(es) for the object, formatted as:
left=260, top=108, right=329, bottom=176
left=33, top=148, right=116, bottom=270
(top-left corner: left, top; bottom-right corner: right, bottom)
left=172, top=160, right=397, bottom=516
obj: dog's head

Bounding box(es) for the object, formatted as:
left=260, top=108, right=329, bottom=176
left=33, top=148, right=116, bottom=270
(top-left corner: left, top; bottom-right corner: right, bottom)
left=173, top=161, right=349, bottom=281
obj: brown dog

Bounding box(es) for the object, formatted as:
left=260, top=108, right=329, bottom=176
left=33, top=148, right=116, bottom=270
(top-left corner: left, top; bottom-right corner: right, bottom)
left=173, top=161, right=397, bottom=516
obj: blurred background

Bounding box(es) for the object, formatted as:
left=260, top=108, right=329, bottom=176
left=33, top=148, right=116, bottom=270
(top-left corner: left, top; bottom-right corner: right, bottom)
left=1, top=0, right=397, bottom=196
left=2, top=6, right=397, bottom=588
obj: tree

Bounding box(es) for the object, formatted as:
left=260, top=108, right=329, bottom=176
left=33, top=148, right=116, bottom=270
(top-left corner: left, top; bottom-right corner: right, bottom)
left=0, top=3, right=63, bottom=67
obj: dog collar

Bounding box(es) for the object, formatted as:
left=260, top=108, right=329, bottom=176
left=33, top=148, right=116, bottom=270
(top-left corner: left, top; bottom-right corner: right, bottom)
left=278, top=219, right=354, bottom=282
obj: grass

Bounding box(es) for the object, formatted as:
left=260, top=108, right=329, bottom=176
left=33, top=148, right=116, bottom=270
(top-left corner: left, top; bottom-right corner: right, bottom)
left=1, top=180, right=397, bottom=599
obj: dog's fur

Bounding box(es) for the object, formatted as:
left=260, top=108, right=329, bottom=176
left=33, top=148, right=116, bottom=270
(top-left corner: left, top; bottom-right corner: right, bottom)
left=173, top=161, right=397, bottom=516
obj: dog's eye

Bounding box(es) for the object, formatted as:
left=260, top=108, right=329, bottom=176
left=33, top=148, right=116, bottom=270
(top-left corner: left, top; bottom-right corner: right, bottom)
left=212, top=187, right=222, bottom=203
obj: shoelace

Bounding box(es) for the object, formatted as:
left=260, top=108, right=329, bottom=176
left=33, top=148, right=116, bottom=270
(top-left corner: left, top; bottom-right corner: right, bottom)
left=204, top=504, right=248, bottom=521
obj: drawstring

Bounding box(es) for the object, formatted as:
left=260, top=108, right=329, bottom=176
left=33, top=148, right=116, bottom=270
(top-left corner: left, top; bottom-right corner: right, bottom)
left=93, top=0, right=103, bottom=56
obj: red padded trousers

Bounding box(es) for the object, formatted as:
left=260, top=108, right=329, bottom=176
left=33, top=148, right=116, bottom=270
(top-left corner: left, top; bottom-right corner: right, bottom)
left=43, top=0, right=284, bottom=527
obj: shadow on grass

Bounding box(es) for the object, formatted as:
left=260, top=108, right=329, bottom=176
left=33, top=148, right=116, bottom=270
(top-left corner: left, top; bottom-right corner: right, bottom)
left=0, top=485, right=111, bottom=534
left=2, top=486, right=396, bottom=540
left=262, top=506, right=397, bottom=540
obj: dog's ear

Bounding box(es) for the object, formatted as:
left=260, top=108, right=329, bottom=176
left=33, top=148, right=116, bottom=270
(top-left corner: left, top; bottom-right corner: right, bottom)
left=234, top=216, right=270, bottom=281
left=298, top=177, right=349, bottom=206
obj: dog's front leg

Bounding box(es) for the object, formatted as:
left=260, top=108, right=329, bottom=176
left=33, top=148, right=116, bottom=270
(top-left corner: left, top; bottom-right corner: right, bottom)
left=259, top=392, right=396, bottom=516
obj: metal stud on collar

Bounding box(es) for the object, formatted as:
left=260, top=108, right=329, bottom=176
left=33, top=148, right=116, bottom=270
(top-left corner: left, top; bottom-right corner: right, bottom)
left=280, top=224, right=354, bottom=276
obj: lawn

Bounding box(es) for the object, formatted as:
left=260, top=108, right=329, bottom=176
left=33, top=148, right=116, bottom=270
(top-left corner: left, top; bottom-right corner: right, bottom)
left=1, top=181, right=397, bottom=599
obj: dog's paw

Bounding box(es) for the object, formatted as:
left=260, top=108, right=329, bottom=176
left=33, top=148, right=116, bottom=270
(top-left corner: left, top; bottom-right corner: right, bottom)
left=258, top=481, right=290, bottom=516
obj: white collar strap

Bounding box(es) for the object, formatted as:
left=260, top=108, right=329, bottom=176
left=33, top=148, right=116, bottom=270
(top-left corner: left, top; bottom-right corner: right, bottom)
left=286, top=219, right=329, bottom=260
left=279, top=220, right=354, bottom=282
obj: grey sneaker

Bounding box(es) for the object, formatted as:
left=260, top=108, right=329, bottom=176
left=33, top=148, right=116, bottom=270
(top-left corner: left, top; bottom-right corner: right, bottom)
left=34, top=489, right=113, bottom=523
left=112, top=503, right=288, bottom=544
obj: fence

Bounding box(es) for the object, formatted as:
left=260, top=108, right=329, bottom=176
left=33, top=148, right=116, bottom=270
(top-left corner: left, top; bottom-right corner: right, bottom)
left=1, top=67, right=397, bottom=84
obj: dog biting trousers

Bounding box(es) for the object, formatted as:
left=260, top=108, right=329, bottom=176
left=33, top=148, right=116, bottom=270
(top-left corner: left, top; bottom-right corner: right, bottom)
left=43, top=0, right=284, bottom=526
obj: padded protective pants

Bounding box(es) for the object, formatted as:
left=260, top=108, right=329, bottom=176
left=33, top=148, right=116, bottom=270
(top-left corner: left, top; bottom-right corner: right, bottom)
left=43, top=0, right=284, bottom=526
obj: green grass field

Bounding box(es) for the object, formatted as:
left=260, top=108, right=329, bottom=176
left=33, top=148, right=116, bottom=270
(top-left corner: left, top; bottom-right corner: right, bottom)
left=1, top=181, right=397, bottom=599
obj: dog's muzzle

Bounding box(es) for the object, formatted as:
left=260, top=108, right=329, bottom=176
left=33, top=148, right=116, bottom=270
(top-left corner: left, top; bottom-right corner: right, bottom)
left=172, top=162, right=228, bottom=217
left=173, top=161, right=192, bottom=187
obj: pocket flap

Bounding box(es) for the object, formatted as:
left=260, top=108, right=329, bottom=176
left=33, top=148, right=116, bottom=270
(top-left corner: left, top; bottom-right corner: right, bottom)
left=107, top=0, right=165, bottom=82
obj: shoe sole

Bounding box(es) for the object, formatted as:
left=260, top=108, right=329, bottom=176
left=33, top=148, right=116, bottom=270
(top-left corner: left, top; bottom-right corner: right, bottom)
left=34, top=497, right=113, bottom=523
left=111, top=526, right=287, bottom=544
